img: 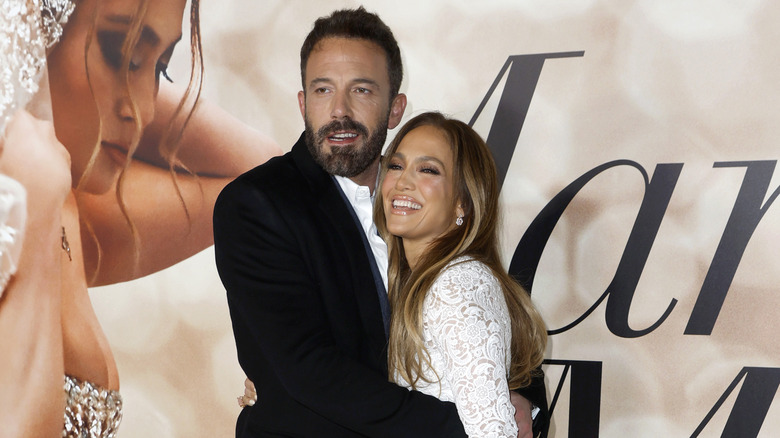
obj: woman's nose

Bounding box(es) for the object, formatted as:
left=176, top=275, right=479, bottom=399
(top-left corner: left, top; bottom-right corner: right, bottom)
left=116, top=79, right=156, bottom=129
left=395, top=168, right=414, bottom=190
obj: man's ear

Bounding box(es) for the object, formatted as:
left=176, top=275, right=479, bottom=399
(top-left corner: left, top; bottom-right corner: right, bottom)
left=297, top=91, right=306, bottom=120
left=388, top=93, right=407, bottom=129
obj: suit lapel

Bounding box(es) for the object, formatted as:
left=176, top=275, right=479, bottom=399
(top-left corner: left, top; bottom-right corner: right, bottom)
left=291, top=135, right=388, bottom=367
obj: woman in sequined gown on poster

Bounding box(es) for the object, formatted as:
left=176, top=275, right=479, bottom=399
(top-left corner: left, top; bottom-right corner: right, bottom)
left=374, top=112, right=548, bottom=437
left=0, top=0, right=281, bottom=436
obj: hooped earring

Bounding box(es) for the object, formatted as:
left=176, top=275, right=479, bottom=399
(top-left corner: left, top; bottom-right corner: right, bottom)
left=456, top=215, right=464, bottom=226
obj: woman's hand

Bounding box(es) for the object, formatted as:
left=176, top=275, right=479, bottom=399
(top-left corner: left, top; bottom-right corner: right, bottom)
left=237, top=378, right=257, bottom=408
left=511, top=392, right=534, bottom=438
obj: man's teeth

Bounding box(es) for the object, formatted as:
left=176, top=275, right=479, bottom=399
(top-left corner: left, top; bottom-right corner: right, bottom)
left=329, top=132, right=358, bottom=139
left=392, top=199, right=421, bottom=210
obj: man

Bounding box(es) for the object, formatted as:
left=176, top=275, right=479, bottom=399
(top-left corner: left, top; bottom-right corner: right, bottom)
left=214, top=7, right=547, bottom=437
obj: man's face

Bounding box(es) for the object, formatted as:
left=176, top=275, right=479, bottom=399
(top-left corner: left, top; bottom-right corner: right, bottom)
left=298, top=37, right=405, bottom=179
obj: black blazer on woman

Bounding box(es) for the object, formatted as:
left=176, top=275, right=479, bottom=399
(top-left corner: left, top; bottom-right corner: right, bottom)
left=214, top=133, right=467, bottom=437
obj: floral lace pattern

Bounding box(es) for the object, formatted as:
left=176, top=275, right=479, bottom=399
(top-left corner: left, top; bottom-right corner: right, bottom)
left=0, top=0, right=47, bottom=135
left=0, top=0, right=73, bottom=135
left=63, top=375, right=123, bottom=438
left=396, top=257, right=517, bottom=438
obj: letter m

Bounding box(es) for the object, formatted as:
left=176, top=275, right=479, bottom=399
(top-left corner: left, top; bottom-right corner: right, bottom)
left=545, top=359, right=602, bottom=437
left=693, top=367, right=780, bottom=437
left=469, top=51, right=584, bottom=189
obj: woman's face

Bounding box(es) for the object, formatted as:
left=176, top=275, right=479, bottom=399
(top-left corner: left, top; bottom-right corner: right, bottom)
left=382, top=125, right=462, bottom=255
left=48, top=0, right=186, bottom=193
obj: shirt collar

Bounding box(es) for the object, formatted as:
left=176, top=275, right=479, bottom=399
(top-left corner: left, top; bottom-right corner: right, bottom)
left=333, top=161, right=381, bottom=203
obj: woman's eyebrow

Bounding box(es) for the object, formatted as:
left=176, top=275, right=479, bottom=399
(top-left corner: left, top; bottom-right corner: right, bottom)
left=104, top=14, right=163, bottom=46
left=415, top=156, right=446, bottom=167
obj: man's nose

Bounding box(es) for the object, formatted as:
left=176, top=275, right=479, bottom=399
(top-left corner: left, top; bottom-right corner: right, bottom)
left=330, top=91, right=353, bottom=119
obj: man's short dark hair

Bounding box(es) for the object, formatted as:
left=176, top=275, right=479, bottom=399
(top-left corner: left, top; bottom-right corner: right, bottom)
left=300, top=6, right=403, bottom=99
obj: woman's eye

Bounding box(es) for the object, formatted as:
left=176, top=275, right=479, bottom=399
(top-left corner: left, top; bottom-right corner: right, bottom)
left=420, top=166, right=440, bottom=175
left=97, top=31, right=125, bottom=70
left=156, top=62, right=173, bottom=83
left=387, top=163, right=402, bottom=171
left=98, top=30, right=144, bottom=72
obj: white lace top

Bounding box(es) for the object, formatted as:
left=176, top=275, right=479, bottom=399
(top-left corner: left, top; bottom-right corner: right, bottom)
left=395, top=256, right=517, bottom=438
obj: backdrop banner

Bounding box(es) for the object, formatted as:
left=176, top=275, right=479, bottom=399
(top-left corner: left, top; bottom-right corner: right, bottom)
left=90, top=1, right=779, bottom=436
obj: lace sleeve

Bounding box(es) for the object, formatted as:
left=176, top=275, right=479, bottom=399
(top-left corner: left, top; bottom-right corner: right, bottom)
left=0, top=174, right=26, bottom=296
left=424, top=260, right=518, bottom=438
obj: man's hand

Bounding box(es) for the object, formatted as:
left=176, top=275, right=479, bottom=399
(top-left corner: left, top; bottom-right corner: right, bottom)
left=510, top=392, right=533, bottom=438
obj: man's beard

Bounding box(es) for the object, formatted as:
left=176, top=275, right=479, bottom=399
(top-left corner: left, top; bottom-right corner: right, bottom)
left=305, top=116, right=388, bottom=178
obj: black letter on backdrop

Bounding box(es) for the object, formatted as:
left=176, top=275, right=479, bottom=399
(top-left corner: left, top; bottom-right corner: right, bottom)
left=509, top=161, right=682, bottom=337
left=685, top=161, right=780, bottom=335
left=468, top=51, right=584, bottom=189
left=692, top=367, right=780, bottom=437
left=545, top=360, right=602, bottom=437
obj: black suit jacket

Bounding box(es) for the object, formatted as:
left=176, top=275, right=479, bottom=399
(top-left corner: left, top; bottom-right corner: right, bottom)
left=214, top=134, right=467, bottom=437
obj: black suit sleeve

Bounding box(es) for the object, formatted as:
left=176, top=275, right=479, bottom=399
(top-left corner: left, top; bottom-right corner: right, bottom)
left=214, top=178, right=466, bottom=438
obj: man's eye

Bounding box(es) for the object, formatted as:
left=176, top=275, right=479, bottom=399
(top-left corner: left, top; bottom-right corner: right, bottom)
left=355, top=87, right=370, bottom=94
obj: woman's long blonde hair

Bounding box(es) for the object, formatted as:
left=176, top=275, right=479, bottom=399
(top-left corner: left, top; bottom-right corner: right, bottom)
left=374, top=112, right=547, bottom=390
left=75, top=0, right=204, bottom=279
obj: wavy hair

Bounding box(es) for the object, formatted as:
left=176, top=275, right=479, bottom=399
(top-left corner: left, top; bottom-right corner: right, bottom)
left=75, top=0, right=204, bottom=279
left=374, top=112, right=547, bottom=390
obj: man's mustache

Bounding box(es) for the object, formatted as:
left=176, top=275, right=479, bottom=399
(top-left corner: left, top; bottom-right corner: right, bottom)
left=317, top=119, right=369, bottom=139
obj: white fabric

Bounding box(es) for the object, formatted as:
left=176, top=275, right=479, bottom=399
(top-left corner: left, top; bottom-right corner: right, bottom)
left=0, top=174, right=26, bottom=296
left=0, top=0, right=50, bottom=295
left=0, top=0, right=48, bottom=136
left=333, top=174, right=388, bottom=290
left=395, top=256, right=518, bottom=438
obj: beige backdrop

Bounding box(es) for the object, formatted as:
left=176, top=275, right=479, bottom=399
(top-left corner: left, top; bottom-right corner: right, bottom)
left=90, top=1, right=780, bottom=436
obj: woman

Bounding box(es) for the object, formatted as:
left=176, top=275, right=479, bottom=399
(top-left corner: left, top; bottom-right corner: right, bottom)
left=0, top=0, right=280, bottom=435
left=374, top=112, right=548, bottom=437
